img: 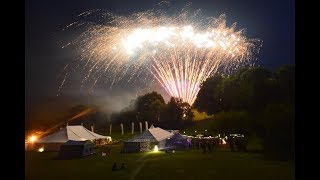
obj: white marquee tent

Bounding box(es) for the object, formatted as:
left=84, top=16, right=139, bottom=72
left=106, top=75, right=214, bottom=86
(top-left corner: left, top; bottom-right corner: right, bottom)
left=33, top=125, right=111, bottom=151
left=38, top=125, right=111, bottom=143
left=123, top=126, right=174, bottom=152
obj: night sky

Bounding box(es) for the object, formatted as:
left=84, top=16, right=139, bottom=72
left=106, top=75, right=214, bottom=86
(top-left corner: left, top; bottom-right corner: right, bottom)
left=25, top=0, right=295, bottom=121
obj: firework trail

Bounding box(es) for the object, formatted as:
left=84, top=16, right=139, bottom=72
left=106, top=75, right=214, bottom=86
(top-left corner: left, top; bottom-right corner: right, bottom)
left=62, top=5, right=261, bottom=105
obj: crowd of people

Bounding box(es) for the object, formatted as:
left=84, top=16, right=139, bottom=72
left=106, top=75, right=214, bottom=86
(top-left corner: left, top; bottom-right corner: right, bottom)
left=190, top=135, right=248, bottom=153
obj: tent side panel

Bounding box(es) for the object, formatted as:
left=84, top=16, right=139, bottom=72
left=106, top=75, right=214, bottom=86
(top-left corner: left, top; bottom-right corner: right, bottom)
left=123, top=142, right=140, bottom=153
left=140, top=142, right=152, bottom=152
left=59, top=145, right=84, bottom=159
left=34, top=143, right=63, bottom=151
left=158, top=140, right=167, bottom=149
left=82, top=143, right=95, bottom=156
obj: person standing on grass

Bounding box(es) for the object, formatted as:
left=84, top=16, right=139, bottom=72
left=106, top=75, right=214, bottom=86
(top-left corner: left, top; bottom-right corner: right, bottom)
left=196, top=139, right=200, bottom=149
left=121, top=162, right=126, bottom=170
left=228, top=136, right=235, bottom=152
left=212, top=138, right=216, bottom=150
left=112, top=162, right=118, bottom=171
left=207, top=139, right=212, bottom=152
left=201, top=139, right=206, bottom=153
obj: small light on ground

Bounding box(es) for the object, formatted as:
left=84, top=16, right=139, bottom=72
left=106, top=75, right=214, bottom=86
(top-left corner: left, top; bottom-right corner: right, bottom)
left=154, top=145, right=159, bottom=152
left=38, top=147, right=44, bottom=152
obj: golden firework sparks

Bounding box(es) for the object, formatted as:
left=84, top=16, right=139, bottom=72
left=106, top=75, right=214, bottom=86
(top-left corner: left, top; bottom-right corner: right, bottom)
left=63, top=7, right=261, bottom=105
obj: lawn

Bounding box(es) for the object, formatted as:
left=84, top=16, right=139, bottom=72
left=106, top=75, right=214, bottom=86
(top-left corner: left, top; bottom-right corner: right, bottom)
left=25, top=145, right=294, bottom=180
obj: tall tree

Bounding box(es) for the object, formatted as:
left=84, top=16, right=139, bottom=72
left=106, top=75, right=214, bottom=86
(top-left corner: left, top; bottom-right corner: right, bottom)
left=195, top=67, right=279, bottom=114
left=135, top=91, right=165, bottom=125
left=275, top=64, right=295, bottom=104
left=161, top=97, right=194, bottom=129
left=194, top=75, right=224, bottom=114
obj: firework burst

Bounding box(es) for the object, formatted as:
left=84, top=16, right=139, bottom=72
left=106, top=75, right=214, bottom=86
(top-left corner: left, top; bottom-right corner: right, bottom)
left=61, top=6, right=261, bottom=105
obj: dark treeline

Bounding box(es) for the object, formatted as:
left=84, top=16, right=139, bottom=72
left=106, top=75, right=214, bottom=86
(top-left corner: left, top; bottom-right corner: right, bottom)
left=194, top=64, right=294, bottom=160
left=110, top=92, right=194, bottom=130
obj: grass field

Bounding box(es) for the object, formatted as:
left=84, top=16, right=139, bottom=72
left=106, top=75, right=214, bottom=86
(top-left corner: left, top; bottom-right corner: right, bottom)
left=25, top=145, right=294, bottom=180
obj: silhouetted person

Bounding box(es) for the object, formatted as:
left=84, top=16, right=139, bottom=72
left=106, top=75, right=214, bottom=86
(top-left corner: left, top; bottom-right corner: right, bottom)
left=239, top=137, right=248, bottom=151
left=243, top=138, right=248, bottom=151
left=212, top=138, right=216, bottom=150
left=201, top=139, right=206, bottom=153
left=188, top=139, right=192, bottom=149
left=196, top=139, right=200, bottom=149
left=120, top=162, right=126, bottom=170
left=207, top=139, right=212, bottom=152
left=112, top=162, right=118, bottom=171
left=234, top=137, right=240, bottom=151
left=229, top=137, right=235, bottom=152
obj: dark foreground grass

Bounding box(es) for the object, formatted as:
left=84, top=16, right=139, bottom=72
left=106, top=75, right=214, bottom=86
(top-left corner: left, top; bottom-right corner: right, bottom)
left=25, top=145, right=294, bottom=180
